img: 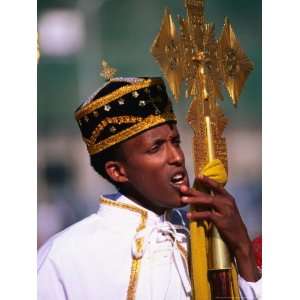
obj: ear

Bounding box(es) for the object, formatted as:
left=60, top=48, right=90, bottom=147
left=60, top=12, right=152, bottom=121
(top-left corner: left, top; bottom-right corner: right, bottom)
left=104, top=161, right=129, bottom=184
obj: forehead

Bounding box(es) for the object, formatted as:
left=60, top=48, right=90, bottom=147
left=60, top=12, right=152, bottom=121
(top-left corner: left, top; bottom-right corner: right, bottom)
left=122, top=123, right=179, bottom=148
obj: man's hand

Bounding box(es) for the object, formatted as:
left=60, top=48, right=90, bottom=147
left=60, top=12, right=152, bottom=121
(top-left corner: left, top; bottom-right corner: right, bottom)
left=181, top=175, right=261, bottom=282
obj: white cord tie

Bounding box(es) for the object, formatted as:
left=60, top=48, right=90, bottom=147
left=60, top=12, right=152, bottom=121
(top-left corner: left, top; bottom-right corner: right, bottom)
left=131, top=216, right=191, bottom=295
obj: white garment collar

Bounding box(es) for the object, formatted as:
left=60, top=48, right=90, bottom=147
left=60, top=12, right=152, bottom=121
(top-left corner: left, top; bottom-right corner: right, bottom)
left=116, top=194, right=167, bottom=225
left=97, top=193, right=168, bottom=231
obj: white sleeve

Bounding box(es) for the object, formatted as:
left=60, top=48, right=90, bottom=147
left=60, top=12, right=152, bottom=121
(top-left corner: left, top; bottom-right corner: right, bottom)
left=238, top=274, right=262, bottom=300
left=38, top=239, right=66, bottom=300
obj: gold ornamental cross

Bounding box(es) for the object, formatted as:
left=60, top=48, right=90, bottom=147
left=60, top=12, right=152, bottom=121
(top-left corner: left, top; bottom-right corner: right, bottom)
left=151, top=0, right=253, bottom=175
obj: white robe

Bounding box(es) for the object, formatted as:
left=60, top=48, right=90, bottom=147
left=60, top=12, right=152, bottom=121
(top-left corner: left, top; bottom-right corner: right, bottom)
left=38, top=193, right=261, bottom=299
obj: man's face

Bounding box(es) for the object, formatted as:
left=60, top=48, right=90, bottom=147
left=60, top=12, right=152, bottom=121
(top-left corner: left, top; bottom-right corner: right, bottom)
left=119, top=123, right=189, bottom=212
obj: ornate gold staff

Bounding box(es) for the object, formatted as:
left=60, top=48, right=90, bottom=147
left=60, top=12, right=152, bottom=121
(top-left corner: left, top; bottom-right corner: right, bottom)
left=150, top=1, right=253, bottom=299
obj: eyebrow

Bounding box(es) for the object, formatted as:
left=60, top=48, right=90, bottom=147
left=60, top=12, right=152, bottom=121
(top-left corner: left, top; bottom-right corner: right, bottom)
left=170, top=132, right=180, bottom=140
left=150, top=132, right=180, bottom=144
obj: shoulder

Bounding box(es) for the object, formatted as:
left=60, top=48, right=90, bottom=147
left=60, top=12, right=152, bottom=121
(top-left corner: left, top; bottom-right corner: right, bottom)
left=38, top=213, right=102, bottom=270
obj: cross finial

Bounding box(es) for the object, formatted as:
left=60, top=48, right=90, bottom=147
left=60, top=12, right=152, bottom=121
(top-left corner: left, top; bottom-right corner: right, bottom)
left=151, top=0, right=254, bottom=172
left=100, top=60, right=117, bottom=81
left=151, top=3, right=254, bottom=299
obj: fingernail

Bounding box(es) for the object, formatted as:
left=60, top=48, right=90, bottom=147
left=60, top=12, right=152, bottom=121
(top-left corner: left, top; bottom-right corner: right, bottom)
left=182, top=196, right=188, bottom=202
left=186, top=212, right=191, bottom=218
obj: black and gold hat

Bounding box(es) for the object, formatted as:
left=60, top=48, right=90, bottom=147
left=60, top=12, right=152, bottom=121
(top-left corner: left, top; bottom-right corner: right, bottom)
left=75, top=75, right=176, bottom=156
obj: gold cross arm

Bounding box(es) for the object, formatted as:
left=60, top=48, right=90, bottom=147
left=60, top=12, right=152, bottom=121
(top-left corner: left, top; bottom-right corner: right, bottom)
left=151, top=0, right=254, bottom=173
left=218, top=17, right=254, bottom=105
left=151, top=8, right=183, bottom=101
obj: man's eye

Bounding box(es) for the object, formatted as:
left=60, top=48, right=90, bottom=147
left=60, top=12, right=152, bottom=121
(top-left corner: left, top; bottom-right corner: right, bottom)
left=148, top=142, right=163, bottom=153
left=149, top=145, right=160, bottom=153
left=173, top=138, right=181, bottom=146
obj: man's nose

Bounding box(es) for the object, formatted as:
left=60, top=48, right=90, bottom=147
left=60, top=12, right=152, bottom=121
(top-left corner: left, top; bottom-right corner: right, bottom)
left=168, top=144, right=184, bottom=165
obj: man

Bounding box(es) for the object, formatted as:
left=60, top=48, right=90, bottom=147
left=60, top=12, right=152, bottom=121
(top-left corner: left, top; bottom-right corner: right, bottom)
left=38, top=76, right=261, bottom=299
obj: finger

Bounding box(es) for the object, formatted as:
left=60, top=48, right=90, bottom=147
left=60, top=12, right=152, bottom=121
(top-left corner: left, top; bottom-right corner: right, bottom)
left=189, top=202, right=214, bottom=213
left=179, top=184, right=190, bottom=193
left=181, top=194, right=214, bottom=207
left=180, top=182, right=213, bottom=197
left=187, top=210, right=217, bottom=223
left=185, top=196, right=231, bottom=217
left=181, top=187, right=229, bottom=207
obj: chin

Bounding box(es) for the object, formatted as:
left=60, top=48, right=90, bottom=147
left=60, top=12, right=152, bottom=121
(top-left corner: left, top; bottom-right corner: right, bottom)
left=164, top=192, right=184, bottom=209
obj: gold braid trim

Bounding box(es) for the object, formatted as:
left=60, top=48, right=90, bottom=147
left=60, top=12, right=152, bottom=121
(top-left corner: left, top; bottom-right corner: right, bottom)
left=87, top=111, right=176, bottom=155
left=176, top=241, right=188, bottom=262
left=100, top=197, right=148, bottom=300
left=89, top=116, right=143, bottom=145
left=127, top=237, right=144, bottom=300
left=100, top=197, right=148, bottom=222
left=75, top=78, right=163, bottom=120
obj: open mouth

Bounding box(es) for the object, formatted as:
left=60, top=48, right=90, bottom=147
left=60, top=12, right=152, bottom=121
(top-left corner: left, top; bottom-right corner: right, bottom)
left=170, top=171, right=187, bottom=189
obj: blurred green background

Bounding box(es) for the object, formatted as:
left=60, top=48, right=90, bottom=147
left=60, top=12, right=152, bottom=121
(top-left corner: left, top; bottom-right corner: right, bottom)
left=37, top=0, right=261, bottom=247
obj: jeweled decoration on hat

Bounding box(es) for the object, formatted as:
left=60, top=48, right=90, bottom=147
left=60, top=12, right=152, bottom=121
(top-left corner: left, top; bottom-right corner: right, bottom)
left=109, top=126, right=117, bottom=133
left=118, top=98, right=125, bottom=105
left=132, top=91, right=139, bottom=98
left=104, top=104, right=111, bottom=111
left=75, top=61, right=176, bottom=155
left=138, top=100, right=146, bottom=107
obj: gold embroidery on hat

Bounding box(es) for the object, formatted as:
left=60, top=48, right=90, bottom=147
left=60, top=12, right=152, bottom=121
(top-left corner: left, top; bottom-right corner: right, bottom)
left=88, top=115, right=143, bottom=145
left=87, top=111, right=176, bottom=155
left=75, top=78, right=162, bottom=120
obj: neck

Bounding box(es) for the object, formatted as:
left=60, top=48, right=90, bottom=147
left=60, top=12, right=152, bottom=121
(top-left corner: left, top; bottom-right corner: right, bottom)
left=118, top=187, right=166, bottom=215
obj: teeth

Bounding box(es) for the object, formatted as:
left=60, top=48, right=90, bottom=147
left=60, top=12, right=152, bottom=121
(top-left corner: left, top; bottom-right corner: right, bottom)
left=171, top=173, right=184, bottom=183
